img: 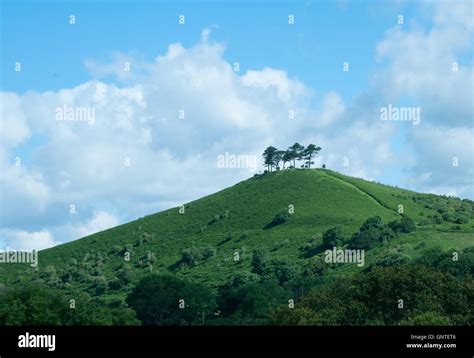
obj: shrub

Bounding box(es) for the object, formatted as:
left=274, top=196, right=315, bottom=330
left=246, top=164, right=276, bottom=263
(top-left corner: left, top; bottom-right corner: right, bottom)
left=303, top=257, right=327, bottom=277
left=360, top=216, right=383, bottom=232
left=180, top=246, right=216, bottom=267
left=270, top=259, right=295, bottom=285
left=108, top=277, right=122, bottom=291
left=349, top=227, right=381, bottom=250
left=117, top=265, right=134, bottom=285
left=388, top=217, right=416, bottom=233
left=322, top=226, right=345, bottom=250
left=265, top=212, right=290, bottom=229
left=418, top=218, right=432, bottom=226
left=454, top=214, right=469, bottom=224
left=251, top=250, right=268, bottom=276
left=91, top=276, right=108, bottom=295
left=126, top=275, right=216, bottom=325
left=272, top=239, right=290, bottom=251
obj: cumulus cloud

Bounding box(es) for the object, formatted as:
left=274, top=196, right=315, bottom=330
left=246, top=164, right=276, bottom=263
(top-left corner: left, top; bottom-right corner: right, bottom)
left=0, top=228, right=59, bottom=251
left=405, top=126, right=474, bottom=198
left=372, top=0, right=473, bottom=196
left=1, top=11, right=472, bottom=250
left=374, top=1, right=473, bottom=126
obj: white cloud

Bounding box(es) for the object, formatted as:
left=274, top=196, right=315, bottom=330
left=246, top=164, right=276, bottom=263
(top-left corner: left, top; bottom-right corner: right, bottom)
left=68, top=211, right=120, bottom=239
left=405, top=125, right=474, bottom=198
left=0, top=228, right=59, bottom=251
left=374, top=0, right=473, bottom=126
left=315, top=92, right=345, bottom=127
left=1, top=93, right=31, bottom=148
left=371, top=0, right=474, bottom=196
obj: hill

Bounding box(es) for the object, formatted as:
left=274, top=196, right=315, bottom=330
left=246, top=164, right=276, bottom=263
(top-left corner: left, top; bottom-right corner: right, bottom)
left=1, top=169, right=473, bottom=298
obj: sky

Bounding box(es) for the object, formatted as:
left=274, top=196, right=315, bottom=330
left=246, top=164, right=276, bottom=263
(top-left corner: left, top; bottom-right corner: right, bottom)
left=1, top=0, right=473, bottom=250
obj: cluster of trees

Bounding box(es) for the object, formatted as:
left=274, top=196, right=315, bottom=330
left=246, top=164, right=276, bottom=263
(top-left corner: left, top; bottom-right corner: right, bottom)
left=262, top=143, right=322, bottom=171
left=0, top=210, right=469, bottom=327
left=300, top=215, right=417, bottom=256
left=413, top=195, right=474, bottom=225
left=0, top=284, right=139, bottom=325
left=269, top=264, right=472, bottom=325
left=1, top=245, right=472, bottom=326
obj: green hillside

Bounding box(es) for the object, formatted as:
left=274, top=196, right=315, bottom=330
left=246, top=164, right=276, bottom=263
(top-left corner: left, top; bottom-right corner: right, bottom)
left=2, top=169, right=473, bottom=286
left=1, top=169, right=473, bottom=325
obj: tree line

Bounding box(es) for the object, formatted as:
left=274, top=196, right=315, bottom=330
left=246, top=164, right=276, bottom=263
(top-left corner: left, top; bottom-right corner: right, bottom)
left=262, top=143, right=322, bottom=172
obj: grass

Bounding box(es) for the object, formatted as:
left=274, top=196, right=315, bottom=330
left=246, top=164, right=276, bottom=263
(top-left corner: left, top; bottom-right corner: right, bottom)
left=1, top=168, right=473, bottom=300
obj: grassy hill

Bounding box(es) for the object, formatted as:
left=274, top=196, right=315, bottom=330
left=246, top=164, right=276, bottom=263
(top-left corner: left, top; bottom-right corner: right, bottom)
left=1, top=168, right=473, bottom=306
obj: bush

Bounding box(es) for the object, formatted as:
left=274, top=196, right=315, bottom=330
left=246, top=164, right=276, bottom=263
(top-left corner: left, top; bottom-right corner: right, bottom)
left=322, top=226, right=345, bottom=250
left=251, top=250, right=268, bottom=276
left=108, top=277, right=122, bottom=291
left=303, top=257, right=327, bottom=277
left=272, top=239, right=290, bottom=251
left=126, top=274, right=216, bottom=325
left=418, top=218, right=432, bottom=226
left=430, top=213, right=443, bottom=224
left=117, top=265, right=134, bottom=285
left=269, top=265, right=472, bottom=325
left=91, top=276, right=108, bottom=295
left=442, top=212, right=455, bottom=222
left=349, top=227, right=381, bottom=250
left=270, top=259, right=296, bottom=285
left=360, top=216, right=384, bottom=232
left=180, top=246, right=216, bottom=267
left=388, top=217, right=416, bottom=233
left=454, top=214, right=469, bottom=224
left=0, top=284, right=140, bottom=325
left=265, top=212, right=290, bottom=229
left=217, top=280, right=289, bottom=321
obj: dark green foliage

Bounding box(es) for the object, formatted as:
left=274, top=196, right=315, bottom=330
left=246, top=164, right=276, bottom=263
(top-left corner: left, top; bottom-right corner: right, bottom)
left=217, top=279, right=290, bottom=322
left=349, top=216, right=397, bottom=249
left=303, top=257, right=327, bottom=277
left=322, top=226, right=345, bottom=250
left=401, top=312, right=452, bottom=325
left=270, top=265, right=472, bottom=325
left=366, top=252, right=410, bottom=270
left=90, top=276, right=108, bottom=295
left=418, top=218, right=432, bottom=226
left=108, top=277, right=122, bottom=291
left=0, top=284, right=139, bottom=325
left=349, top=227, right=382, bottom=250
left=269, top=259, right=296, bottom=285
left=454, top=213, right=470, bottom=224
left=117, top=264, right=134, bottom=285
left=360, top=216, right=384, bottom=231
left=262, top=146, right=279, bottom=172
left=179, top=245, right=216, bottom=267
left=0, top=169, right=472, bottom=327
left=251, top=250, right=268, bottom=276
left=388, top=216, right=416, bottom=233
left=416, top=248, right=474, bottom=279
left=126, top=275, right=216, bottom=325
left=264, top=212, right=290, bottom=229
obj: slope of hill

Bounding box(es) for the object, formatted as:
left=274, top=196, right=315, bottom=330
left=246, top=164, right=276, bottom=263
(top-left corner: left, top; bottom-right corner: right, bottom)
left=1, top=169, right=473, bottom=302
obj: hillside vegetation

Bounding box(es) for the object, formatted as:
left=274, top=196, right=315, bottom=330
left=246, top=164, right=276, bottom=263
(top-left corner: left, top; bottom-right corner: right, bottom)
left=1, top=169, right=473, bottom=325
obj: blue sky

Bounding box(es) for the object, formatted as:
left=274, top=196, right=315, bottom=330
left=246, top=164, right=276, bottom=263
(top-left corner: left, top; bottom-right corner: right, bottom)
left=1, top=0, right=473, bottom=250
left=2, top=0, right=415, bottom=97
